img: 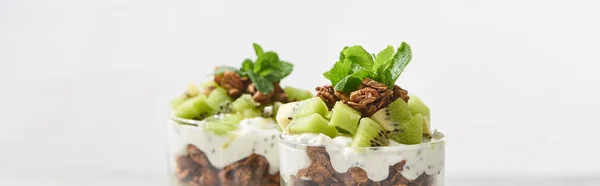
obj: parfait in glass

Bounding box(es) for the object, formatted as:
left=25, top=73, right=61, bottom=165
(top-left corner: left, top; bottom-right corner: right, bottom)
left=276, top=42, right=446, bottom=186
left=167, top=43, right=312, bottom=186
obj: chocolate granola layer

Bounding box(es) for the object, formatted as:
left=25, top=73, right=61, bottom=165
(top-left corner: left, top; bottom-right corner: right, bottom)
left=285, top=147, right=439, bottom=186
left=175, top=145, right=280, bottom=186
left=316, top=78, right=410, bottom=117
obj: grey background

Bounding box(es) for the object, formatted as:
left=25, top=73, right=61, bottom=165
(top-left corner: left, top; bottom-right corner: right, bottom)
left=1, top=0, right=599, bottom=185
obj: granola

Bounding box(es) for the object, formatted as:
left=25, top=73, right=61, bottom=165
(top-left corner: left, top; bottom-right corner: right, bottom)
left=175, top=145, right=280, bottom=186
left=287, top=147, right=436, bottom=186
left=316, top=78, right=410, bottom=116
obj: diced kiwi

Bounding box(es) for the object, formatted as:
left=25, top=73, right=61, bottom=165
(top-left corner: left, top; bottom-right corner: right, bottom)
left=231, top=94, right=258, bottom=112
left=284, top=86, right=313, bottom=101
left=170, top=83, right=200, bottom=109
left=286, top=113, right=337, bottom=138
left=422, top=117, right=432, bottom=138
left=408, top=95, right=431, bottom=122
left=275, top=98, right=329, bottom=131
left=170, top=96, right=188, bottom=110
left=200, top=80, right=217, bottom=90
left=393, top=114, right=423, bottom=144
left=371, top=98, right=422, bottom=144
left=351, top=118, right=389, bottom=147
left=275, top=102, right=297, bottom=130
left=292, top=97, right=329, bottom=118
left=238, top=108, right=263, bottom=118
left=328, top=102, right=361, bottom=135
left=174, top=95, right=213, bottom=120
left=204, top=113, right=243, bottom=125
left=206, top=87, right=233, bottom=115
left=203, top=114, right=242, bottom=135
left=371, top=99, right=412, bottom=131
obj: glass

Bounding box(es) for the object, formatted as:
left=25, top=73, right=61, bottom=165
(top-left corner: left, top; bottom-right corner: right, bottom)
left=278, top=135, right=446, bottom=186
left=166, top=116, right=281, bottom=186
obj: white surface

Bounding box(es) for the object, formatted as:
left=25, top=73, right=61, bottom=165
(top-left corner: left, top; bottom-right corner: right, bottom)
left=1, top=0, right=600, bottom=183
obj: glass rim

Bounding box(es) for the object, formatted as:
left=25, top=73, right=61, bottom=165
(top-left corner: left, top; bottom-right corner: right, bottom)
left=278, top=133, right=446, bottom=150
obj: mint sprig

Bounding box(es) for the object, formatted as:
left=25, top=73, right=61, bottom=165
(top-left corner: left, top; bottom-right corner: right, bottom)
left=215, top=43, right=293, bottom=94
left=323, top=42, right=412, bottom=92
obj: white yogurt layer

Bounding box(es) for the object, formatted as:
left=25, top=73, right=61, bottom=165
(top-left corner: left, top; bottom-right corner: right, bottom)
left=280, top=133, right=445, bottom=182
left=167, top=117, right=281, bottom=174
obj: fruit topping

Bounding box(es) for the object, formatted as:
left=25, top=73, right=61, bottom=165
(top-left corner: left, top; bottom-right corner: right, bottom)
left=278, top=42, right=437, bottom=146
left=287, top=113, right=337, bottom=138
left=206, top=87, right=234, bottom=115
left=174, top=95, right=213, bottom=120
left=328, top=101, right=361, bottom=135
left=284, top=86, right=313, bottom=102
left=351, top=118, right=389, bottom=147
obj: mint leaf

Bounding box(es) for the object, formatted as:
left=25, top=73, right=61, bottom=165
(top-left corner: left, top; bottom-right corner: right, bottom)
left=373, top=45, right=394, bottom=72
left=323, top=59, right=352, bottom=86
left=334, top=70, right=371, bottom=92
left=253, top=43, right=264, bottom=59
left=343, top=46, right=374, bottom=70
left=264, top=61, right=293, bottom=82
left=246, top=71, right=274, bottom=94
left=387, top=42, right=412, bottom=88
left=279, top=61, right=293, bottom=77
left=241, top=59, right=253, bottom=72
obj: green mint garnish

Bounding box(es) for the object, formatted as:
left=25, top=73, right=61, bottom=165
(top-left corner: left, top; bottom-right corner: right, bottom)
left=323, top=42, right=412, bottom=92
left=215, top=43, right=293, bottom=94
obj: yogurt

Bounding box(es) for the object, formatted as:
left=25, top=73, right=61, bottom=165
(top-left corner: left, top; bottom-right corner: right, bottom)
left=167, top=116, right=281, bottom=174
left=279, top=133, right=445, bottom=182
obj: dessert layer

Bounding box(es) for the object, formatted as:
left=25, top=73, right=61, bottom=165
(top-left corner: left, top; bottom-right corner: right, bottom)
left=175, top=145, right=279, bottom=186
left=280, top=133, right=445, bottom=181
left=168, top=117, right=281, bottom=174
left=282, top=146, right=442, bottom=186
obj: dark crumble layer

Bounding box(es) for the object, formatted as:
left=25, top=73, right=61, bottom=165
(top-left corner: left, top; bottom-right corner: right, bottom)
left=286, top=147, right=437, bottom=186
left=212, top=69, right=289, bottom=104
left=316, top=78, right=409, bottom=117
left=175, top=144, right=279, bottom=186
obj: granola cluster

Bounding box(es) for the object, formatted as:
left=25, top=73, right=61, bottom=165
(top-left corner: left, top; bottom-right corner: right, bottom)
left=316, top=78, right=409, bottom=116
left=212, top=70, right=288, bottom=104
left=175, top=144, right=279, bottom=186
left=288, top=147, right=435, bottom=186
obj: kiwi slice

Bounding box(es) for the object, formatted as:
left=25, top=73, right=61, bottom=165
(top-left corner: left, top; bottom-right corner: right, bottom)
left=292, top=97, right=329, bottom=118
left=422, top=117, right=432, bottom=138
left=371, top=98, right=423, bottom=144
left=170, top=83, right=200, bottom=109
left=203, top=114, right=242, bottom=135
left=328, top=102, right=361, bottom=135
left=393, top=114, right=423, bottom=144
left=231, top=94, right=258, bottom=112
left=284, top=86, right=313, bottom=101
left=206, top=87, right=233, bottom=115
left=275, top=102, right=297, bottom=130
left=238, top=108, right=263, bottom=118
left=174, top=95, right=213, bottom=120
left=275, top=98, right=329, bottom=131
left=286, top=113, right=337, bottom=138
left=351, top=118, right=389, bottom=147
left=200, top=80, right=217, bottom=90
left=408, top=95, right=431, bottom=122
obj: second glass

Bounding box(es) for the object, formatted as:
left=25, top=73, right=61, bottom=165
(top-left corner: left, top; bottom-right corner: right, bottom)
left=278, top=135, right=446, bottom=186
